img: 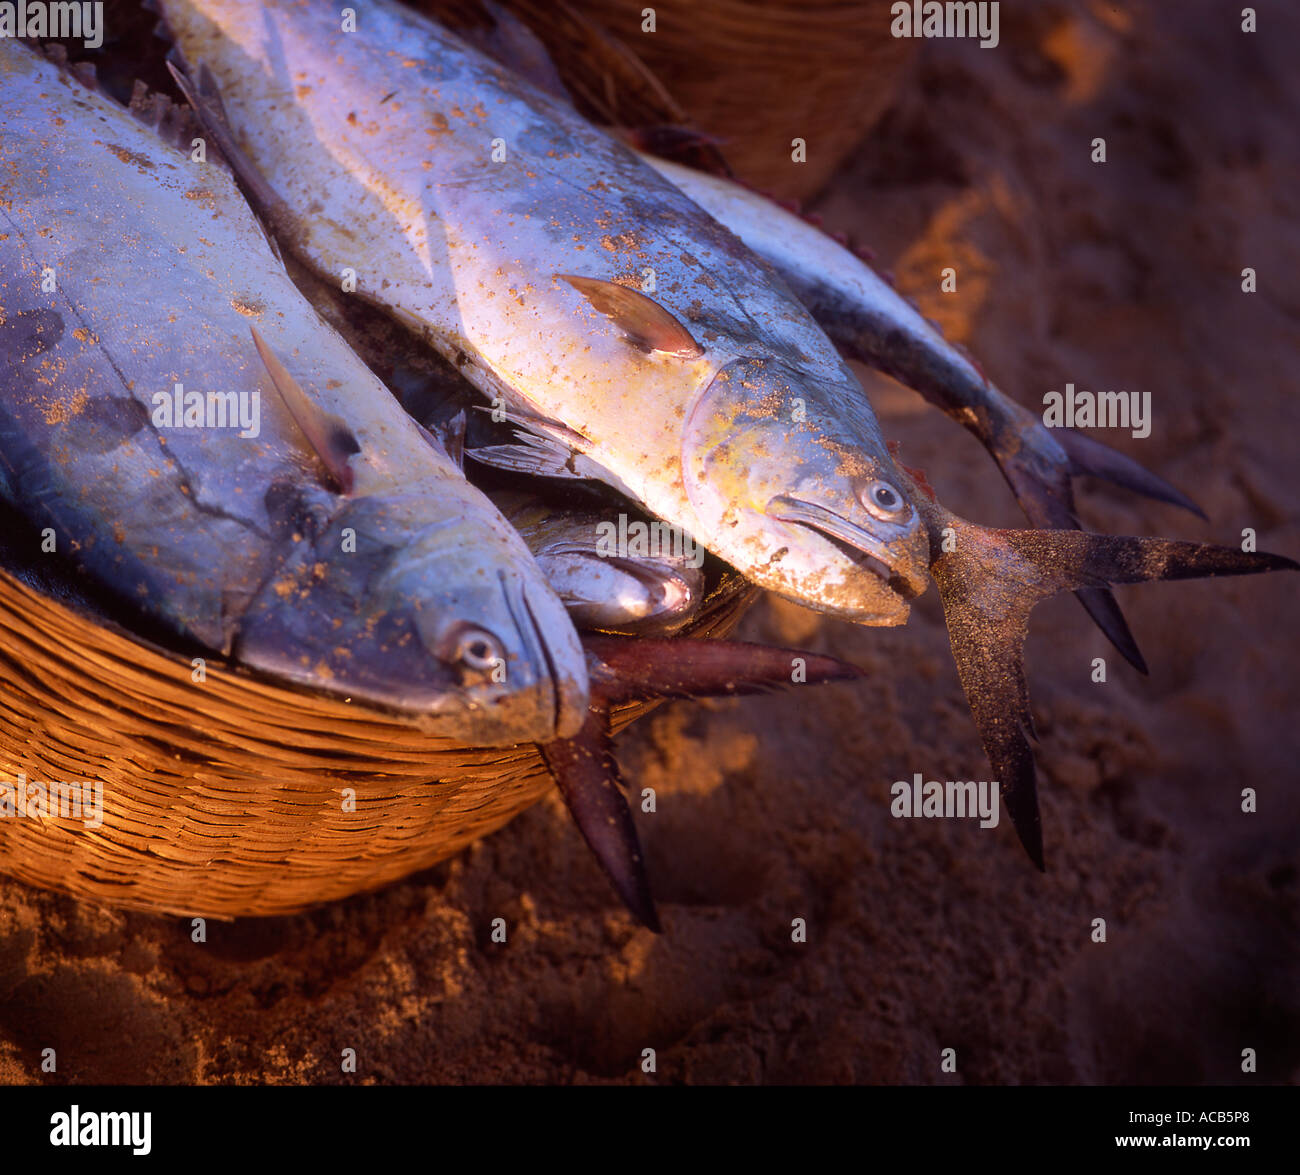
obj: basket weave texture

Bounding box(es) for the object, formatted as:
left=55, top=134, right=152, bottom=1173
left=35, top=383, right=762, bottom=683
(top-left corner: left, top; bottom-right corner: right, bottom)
left=0, top=567, right=751, bottom=918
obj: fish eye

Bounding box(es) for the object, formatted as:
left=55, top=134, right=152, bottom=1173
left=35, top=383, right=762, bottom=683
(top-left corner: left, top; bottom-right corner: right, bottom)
left=861, top=480, right=906, bottom=518
left=436, top=623, right=505, bottom=674
left=457, top=628, right=503, bottom=671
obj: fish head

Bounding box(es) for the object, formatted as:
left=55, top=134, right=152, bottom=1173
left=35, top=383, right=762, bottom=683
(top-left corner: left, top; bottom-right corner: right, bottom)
left=682, top=357, right=930, bottom=624
left=532, top=543, right=705, bottom=635
left=238, top=492, right=589, bottom=745
left=378, top=513, right=591, bottom=741
left=501, top=498, right=706, bottom=635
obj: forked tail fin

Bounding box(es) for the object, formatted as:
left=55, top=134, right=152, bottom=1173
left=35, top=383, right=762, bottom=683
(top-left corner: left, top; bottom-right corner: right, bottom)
left=994, top=420, right=1206, bottom=675
left=909, top=475, right=1296, bottom=869
left=542, top=637, right=862, bottom=930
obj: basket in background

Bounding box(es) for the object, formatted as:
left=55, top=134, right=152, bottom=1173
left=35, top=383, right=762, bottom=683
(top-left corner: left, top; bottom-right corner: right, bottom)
left=509, top=0, right=915, bottom=200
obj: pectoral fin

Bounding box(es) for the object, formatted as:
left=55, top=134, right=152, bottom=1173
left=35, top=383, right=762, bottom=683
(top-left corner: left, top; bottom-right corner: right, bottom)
left=558, top=274, right=704, bottom=358
left=468, top=407, right=637, bottom=498
left=469, top=433, right=584, bottom=479
left=250, top=326, right=359, bottom=494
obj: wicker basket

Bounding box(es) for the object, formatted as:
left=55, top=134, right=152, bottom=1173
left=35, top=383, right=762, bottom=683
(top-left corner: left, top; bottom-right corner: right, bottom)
left=507, top=0, right=914, bottom=200
left=0, top=565, right=752, bottom=918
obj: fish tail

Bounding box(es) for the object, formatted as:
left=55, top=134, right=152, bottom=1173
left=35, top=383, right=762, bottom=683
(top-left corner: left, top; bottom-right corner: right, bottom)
left=922, top=505, right=1295, bottom=870
left=542, top=706, right=662, bottom=933
left=1051, top=426, right=1206, bottom=519
left=995, top=419, right=1205, bottom=672
left=897, top=342, right=1204, bottom=670
left=542, top=636, right=863, bottom=928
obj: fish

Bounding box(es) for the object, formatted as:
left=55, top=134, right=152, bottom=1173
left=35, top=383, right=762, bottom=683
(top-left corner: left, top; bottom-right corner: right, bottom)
left=0, top=54, right=854, bottom=925
left=0, top=479, right=861, bottom=932
left=158, top=0, right=934, bottom=627
left=0, top=474, right=861, bottom=931
left=0, top=40, right=589, bottom=745
left=488, top=490, right=706, bottom=636
left=154, top=5, right=1297, bottom=880
left=284, top=260, right=710, bottom=639
left=633, top=154, right=1206, bottom=671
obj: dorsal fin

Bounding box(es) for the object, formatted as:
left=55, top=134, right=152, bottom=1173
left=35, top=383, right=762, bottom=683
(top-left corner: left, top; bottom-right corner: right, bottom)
left=168, top=57, right=301, bottom=256
left=472, top=1, right=574, bottom=105
left=249, top=327, right=359, bottom=494
left=558, top=274, right=703, bottom=358
left=124, top=78, right=207, bottom=158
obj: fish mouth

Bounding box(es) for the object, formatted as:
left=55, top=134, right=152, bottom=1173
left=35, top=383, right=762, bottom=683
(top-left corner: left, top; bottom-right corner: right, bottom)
left=596, top=555, right=696, bottom=611
left=530, top=550, right=698, bottom=638
left=580, top=554, right=699, bottom=634
left=768, top=494, right=922, bottom=599
left=514, top=577, right=588, bottom=740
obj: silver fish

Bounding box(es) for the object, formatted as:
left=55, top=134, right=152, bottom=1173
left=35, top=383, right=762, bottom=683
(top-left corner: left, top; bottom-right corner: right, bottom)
left=289, top=263, right=708, bottom=638
left=490, top=491, right=705, bottom=635
left=637, top=153, right=1206, bottom=669
left=631, top=159, right=1296, bottom=867
left=155, top=3, right=1299, bottom=883
left=0, top=41, right=588, bottom=744
left=159, top=0, right=932, bottom=626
